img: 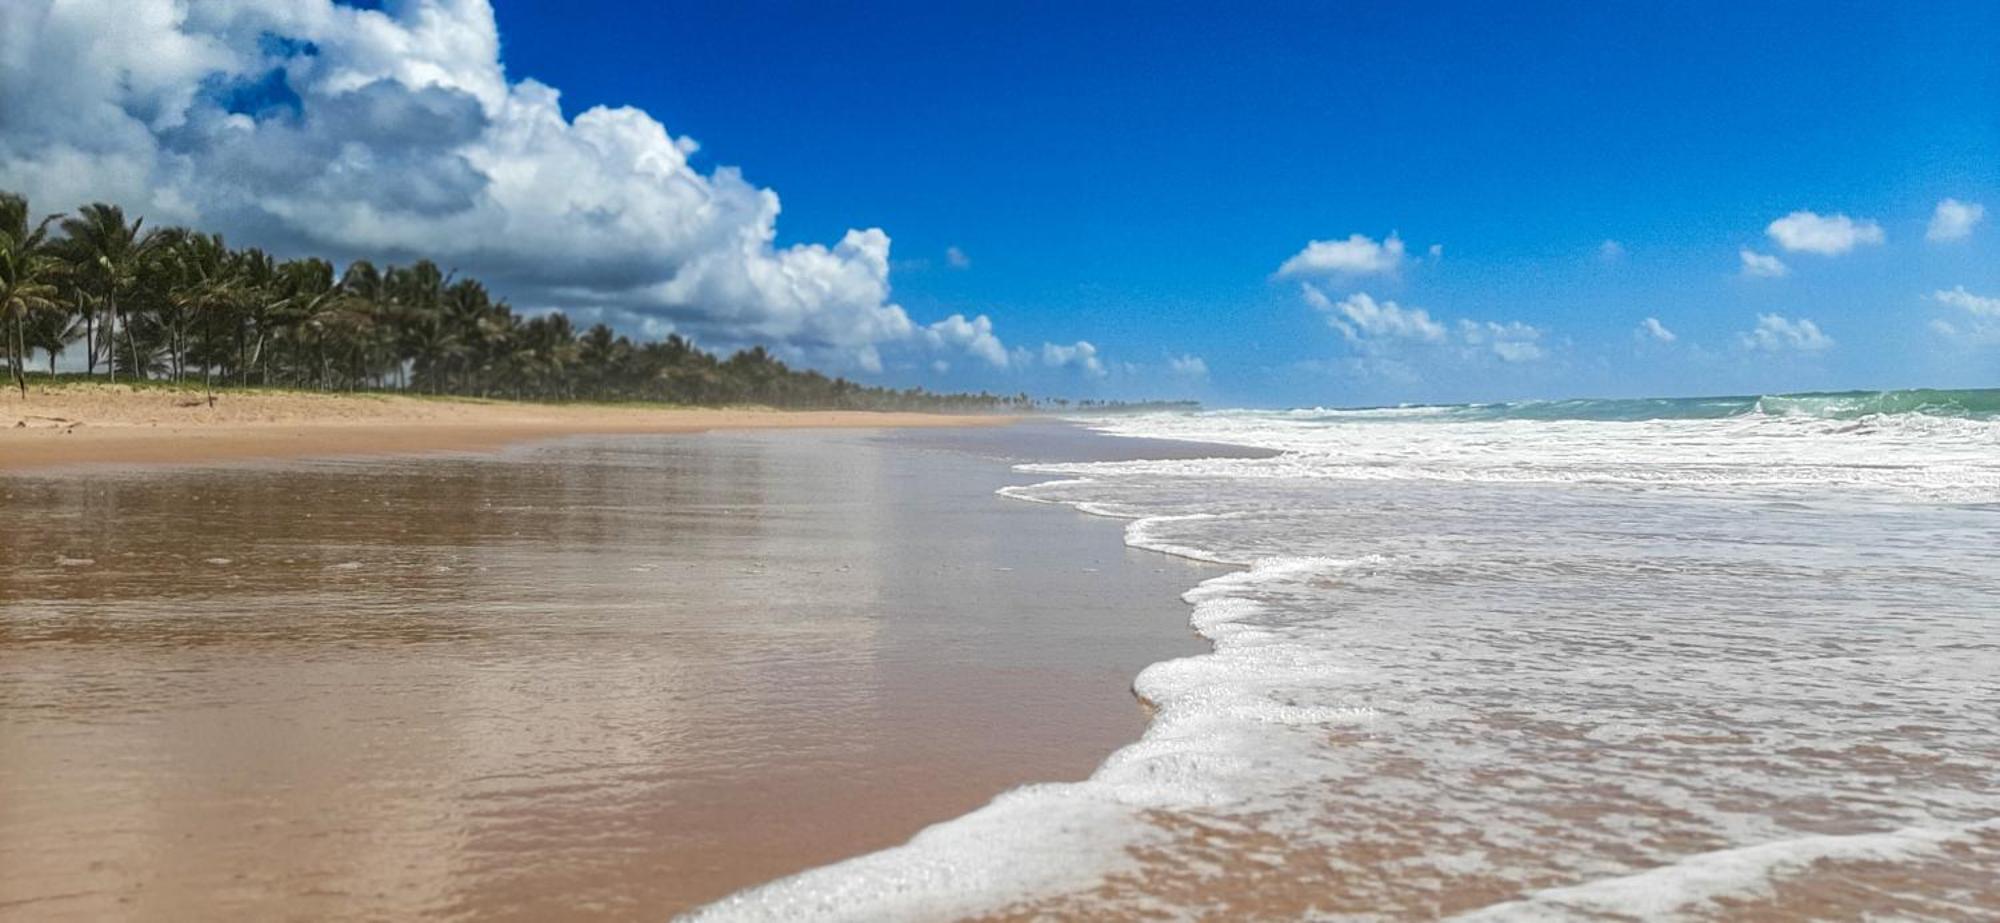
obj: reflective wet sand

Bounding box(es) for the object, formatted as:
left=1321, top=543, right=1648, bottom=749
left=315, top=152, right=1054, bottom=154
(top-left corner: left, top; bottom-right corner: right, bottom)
left=0, top=424, right=1222, bottom=920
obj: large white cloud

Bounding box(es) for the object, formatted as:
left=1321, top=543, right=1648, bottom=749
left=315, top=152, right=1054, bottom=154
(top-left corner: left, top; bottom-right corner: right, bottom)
left=1276, top=232, right=1406, bottom=277
left=1927, top=199, right=1985, bottom=242
left=0, top=0, right=1014, bottom=373
left=1764, top=210, right=1884, bottom=255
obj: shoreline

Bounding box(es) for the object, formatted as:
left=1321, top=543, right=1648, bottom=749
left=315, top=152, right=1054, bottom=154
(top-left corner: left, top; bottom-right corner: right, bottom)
left=0, top=419, right=1222, bottom=920
left=0, top=385, right=1013, bottom=473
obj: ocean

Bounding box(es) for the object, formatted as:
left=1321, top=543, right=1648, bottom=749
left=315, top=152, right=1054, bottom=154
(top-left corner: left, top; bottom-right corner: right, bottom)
left=697, top=389, right=2000, bottom=920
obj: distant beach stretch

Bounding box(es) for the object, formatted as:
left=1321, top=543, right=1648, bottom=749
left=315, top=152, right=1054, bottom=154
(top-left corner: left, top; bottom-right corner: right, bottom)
left=0, top=384, right=1013, bottom=472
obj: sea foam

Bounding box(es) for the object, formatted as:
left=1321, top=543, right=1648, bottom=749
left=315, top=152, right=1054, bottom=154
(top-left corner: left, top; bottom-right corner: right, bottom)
left=690, top=399, right=2000, bottom=920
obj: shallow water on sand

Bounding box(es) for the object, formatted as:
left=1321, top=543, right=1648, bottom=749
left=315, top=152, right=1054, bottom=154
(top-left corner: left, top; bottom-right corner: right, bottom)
left=699, top=408, right=2000, bottom=921
left=0, top=425, right=1217, bottom=921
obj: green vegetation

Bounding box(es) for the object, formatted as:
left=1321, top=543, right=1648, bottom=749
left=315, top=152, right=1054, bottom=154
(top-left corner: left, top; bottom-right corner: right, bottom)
left=0, top=191, right=1059, bottom=411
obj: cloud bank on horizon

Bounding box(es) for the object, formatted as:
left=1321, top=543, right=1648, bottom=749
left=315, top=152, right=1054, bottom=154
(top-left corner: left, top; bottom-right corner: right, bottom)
left=0, top=0, right=1128, bottom=382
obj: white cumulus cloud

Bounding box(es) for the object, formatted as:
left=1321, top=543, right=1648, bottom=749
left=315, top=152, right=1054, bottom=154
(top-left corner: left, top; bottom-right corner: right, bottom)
left=1739, top=248, right=1790, bottom=278
left=1927, top=199, right=1985, bottom=242
left=921, top=313, right=1009, bottom=368
left=1637, top=317, right=1677, bottom=342
left=0, top=0, right=1011, bottom=373
left=1041, top=341, right=1106, bottom=377
left=1277, top=232, right=1407, bottom=277
left=1764, top=210, right=1884, bottom=255
left=1739, top=314, right=1834, bottom=352
left=1306, top=286, right=1447, bottom=343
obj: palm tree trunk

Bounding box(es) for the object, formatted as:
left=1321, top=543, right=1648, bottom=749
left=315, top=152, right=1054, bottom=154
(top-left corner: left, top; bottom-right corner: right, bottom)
left=124, top=302, right=143, bottom=382
left=203, top=308, right=216, bottom=404
left=12, top=312, right=26, bottom=398
left=105, top=299, right=116, bottom=384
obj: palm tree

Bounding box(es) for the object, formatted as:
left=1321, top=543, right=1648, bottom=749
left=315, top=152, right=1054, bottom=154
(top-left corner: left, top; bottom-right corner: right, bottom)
left=5, top=187, right=1032, bottom=415
left=268, top=258, right=337, bottom=389
left=0, top=193, right=63, bottom=397
left=28, top=302, right=81, bottom=376
left=230, top=248, right=281, bottom=386
left=164, top=231, right=238, bottom=400
left=57, top=203, right=158, bottom=383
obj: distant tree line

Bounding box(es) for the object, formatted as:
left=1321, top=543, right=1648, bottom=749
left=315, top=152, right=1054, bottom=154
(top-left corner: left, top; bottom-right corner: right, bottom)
left=0, top=191, right=1088, bottom=412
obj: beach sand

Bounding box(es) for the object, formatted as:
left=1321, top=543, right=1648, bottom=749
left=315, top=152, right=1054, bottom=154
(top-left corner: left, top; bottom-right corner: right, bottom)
left=0, top=422, right=1233, bottom=920
left=0, top=384, right=1010, bottom=472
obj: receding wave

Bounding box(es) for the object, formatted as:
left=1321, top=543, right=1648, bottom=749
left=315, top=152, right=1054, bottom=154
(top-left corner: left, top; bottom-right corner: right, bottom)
left=691, top=396, right=2000, bottom=921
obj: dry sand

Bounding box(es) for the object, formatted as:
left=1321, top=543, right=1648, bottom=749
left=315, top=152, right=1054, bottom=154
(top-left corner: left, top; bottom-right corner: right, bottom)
left=0, top=384, right=1011, bottom=471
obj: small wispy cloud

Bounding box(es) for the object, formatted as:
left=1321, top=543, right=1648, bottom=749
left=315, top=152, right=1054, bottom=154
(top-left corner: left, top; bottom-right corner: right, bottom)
left=1301, top=285, right=1546, bottom=366
left=1739, top=313, right=1834, bottom=352
left=1927, top=199, right=1985, bottom=242
left=1598, top=239, right=1626, bottom=262
left=1934, top=285, right=2000, bottom=317
left=1167, top=354, right=1209, bottom=377
left=1459, top=319, right=1546, bottom=363
left=945, top=245, right=971, bottom=269
left=1637, top=317, right=1677, bottom=342
left=1930, top=285, right=2000, bottom=346
left=1739, top=248, right=1790, bottom=278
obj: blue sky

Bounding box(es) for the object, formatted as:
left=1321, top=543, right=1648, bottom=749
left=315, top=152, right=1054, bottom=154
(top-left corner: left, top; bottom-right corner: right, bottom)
left=3, top=1, right=1995, bottom=406
left=491, top=0, right=1999, bottom=405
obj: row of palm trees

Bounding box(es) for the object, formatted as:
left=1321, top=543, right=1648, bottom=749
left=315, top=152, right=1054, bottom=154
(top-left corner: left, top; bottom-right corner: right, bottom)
left=0, top=192, right=1036, bottom=411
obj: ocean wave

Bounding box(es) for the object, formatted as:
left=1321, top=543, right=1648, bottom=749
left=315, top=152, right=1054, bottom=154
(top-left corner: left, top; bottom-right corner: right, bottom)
left=690, top=402, right=2000, bottom=920
left=1061, top=399, right=2000, bottom=503
left=1180, top=387, right=2000, bottom=425
left=1454, top=819, right=2000, bottom=921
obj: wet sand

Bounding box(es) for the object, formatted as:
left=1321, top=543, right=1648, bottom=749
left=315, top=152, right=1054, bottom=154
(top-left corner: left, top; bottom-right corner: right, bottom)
left=0, top=423, right=1232, bottom=920
left=0, top=384, right=1010, bottom=472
